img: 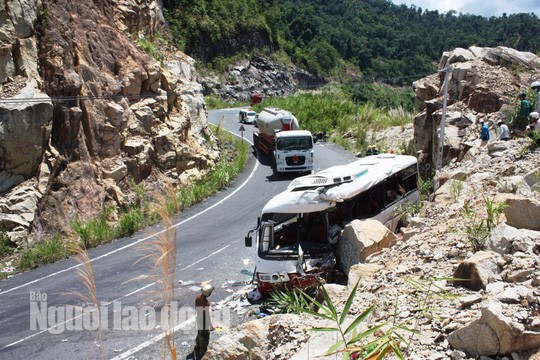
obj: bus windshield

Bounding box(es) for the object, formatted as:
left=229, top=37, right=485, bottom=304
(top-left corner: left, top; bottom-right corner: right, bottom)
left=259, top=212, right=331, bottom=258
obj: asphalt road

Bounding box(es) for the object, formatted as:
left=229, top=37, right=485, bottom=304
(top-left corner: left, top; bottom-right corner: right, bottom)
left=0, top=108, right=357, bottom=360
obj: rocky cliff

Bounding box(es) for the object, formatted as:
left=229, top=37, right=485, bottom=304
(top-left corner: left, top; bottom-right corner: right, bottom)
left=0, top=0, right=218, bottom=246
left=413, top=46, right=540, bottom=170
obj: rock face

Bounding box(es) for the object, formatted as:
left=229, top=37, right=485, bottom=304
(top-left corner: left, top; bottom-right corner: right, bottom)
left=200, top=55, right=325, bottom=102
left=0, top=0, right=218, bottom=244
left=413, top=46, right=540, bottom=170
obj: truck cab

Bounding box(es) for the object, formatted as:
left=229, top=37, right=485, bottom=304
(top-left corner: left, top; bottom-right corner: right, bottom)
left=274, top=130, right=314, bottom=174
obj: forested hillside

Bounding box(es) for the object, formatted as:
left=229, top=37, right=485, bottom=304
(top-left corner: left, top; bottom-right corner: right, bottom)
left=163, top=0, right=540, bottom=84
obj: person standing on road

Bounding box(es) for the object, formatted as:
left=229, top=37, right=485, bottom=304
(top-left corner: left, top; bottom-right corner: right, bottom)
left=194, top=284, right=214, bottom=359
left=497, top=120, right=510, bottom=141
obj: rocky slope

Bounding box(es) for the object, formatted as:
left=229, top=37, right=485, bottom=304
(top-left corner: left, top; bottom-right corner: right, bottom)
left=199, top=54, right=325, bottom=102
left=203, top=47, right=540, bottom=359
left=0, top=0, right=218, bottom=246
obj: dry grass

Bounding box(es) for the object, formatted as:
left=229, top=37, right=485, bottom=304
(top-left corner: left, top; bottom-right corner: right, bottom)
left=69, top=240, right=104, bottom=360
left=137, top=186, right=179, bottom=359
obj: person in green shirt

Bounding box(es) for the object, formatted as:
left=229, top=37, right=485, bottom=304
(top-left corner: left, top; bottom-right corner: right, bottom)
left=517, top=92, right=532, bottom=130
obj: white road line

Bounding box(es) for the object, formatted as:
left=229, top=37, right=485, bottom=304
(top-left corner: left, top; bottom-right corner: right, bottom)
left=110, top=318, right=196, bottom=360
left=2, top=282, right=155, bottom=349
left=0, top=131, right=256, bottom=297
left=1, top=125, right=255, bottom=348
left=2, top=242, right=235, bottom=350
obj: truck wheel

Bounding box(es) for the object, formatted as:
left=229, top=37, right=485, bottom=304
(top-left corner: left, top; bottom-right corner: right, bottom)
left=271, top=158, right=279, bottom=174
left=253, top=135, right=259, bottom=150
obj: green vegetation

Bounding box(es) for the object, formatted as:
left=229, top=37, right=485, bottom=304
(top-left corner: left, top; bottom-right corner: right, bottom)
left=18, top=236, right=69, bottom=271
left=137, top=38, right=164, bottom=63
left=251, top=85, right=414, bottom=155
left=290, top=277, right=459, bottom=359
left=34, top=5, right=49, bottom=37
left=0, top=230, right=16, bottom=258
left=267, top=285, right=315, bottom=314
left=204, top=94, right=246, bottom=110
left=164, top=0, right=540, bottom=83
left=294, top=280, right=411, bottom=359
left=462, top=195, right=506, bottom=251
left=450, top=180, right=464, bottom=203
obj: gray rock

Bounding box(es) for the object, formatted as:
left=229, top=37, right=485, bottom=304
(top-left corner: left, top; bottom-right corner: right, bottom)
left=495, top=194, right=540, bottom=231
left=336, top=219, right=397, bottom=274
left=453, top=251, right=501, bottom=291
left=448, top=301, right=540, bottom=356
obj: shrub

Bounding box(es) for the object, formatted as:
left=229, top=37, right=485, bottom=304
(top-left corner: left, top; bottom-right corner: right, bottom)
left=0, top=230, right=16, bottom=257
left=18, top=236, right=68, bottom=271
left=462, top=195, right=505, bottom=251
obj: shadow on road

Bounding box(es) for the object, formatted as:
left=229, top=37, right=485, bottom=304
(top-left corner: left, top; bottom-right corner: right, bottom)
left=252, top=146, right=307, bottom=182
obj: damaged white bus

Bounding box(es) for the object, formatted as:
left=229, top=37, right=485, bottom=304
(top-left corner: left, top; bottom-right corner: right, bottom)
left=245, top=154, right=419, bottom=294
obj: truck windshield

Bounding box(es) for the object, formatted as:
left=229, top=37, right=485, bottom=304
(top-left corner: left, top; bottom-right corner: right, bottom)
left=276, top=136, right=313, bottom=151
left=259, top=212, right=331, bottom=259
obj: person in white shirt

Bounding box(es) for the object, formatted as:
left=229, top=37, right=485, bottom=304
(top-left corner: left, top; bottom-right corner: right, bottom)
left=531, top=81, right=540, bottom=112
left=497, top=120, right=510, bottom=141
left=526, top=112, right=540, bottom=133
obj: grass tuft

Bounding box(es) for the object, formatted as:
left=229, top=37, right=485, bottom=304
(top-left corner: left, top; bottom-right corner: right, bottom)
left=69, top=240, right=104, bottom=359
left=18, top=236, right=69, bottom=271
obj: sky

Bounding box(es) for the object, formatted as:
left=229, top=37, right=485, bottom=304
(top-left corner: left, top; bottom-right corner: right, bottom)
left=389, top=0, right=540, bottom=18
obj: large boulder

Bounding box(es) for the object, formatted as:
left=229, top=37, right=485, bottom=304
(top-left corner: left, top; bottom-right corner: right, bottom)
left=0, top=80, right=53, bottom=192
left=485, top=222, right=540, bottom=255
left=494, top=194, right=540, bottom=231
left=453, top=251, right=501, bottom=291
left=448, top=301, right=540, bottom=356
left=336, top=219, right=398, bottom=274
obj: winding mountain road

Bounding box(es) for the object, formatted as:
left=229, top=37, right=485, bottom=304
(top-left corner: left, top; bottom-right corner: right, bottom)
left=0, top=108, right=356, bottom=359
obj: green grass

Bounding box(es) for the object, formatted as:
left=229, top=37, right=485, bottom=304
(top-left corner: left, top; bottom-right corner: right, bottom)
left=18, top=236, right=69, bottom=271
left=137, top=38, right=163, bottom=63
left=204, top=94, right=247, bottom=110
left=0, top=230, right=16, bottom=257
left=177, top=125, right=249, bottom=209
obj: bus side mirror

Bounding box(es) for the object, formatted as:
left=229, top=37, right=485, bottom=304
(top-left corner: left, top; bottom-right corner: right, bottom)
left=245, top=235, right=252, bottom=247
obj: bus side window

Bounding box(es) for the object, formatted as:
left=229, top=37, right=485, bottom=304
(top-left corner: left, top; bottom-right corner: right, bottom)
left=401, top=165, right=419, bottom=194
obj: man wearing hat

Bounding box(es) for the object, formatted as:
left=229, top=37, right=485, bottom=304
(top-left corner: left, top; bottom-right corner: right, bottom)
left=497, top=119, right=510, bottom=141
left=526, top=112, right=540, bottom=133
left=194, top=283, right=214, bottom=359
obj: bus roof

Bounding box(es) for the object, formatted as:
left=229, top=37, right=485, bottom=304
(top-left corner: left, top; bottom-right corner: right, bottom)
left=262, top=154, right=418, bottom=214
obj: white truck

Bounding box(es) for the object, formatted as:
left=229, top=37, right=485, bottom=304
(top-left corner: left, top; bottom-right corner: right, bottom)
left=253, top=107, right=314, bottom=174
